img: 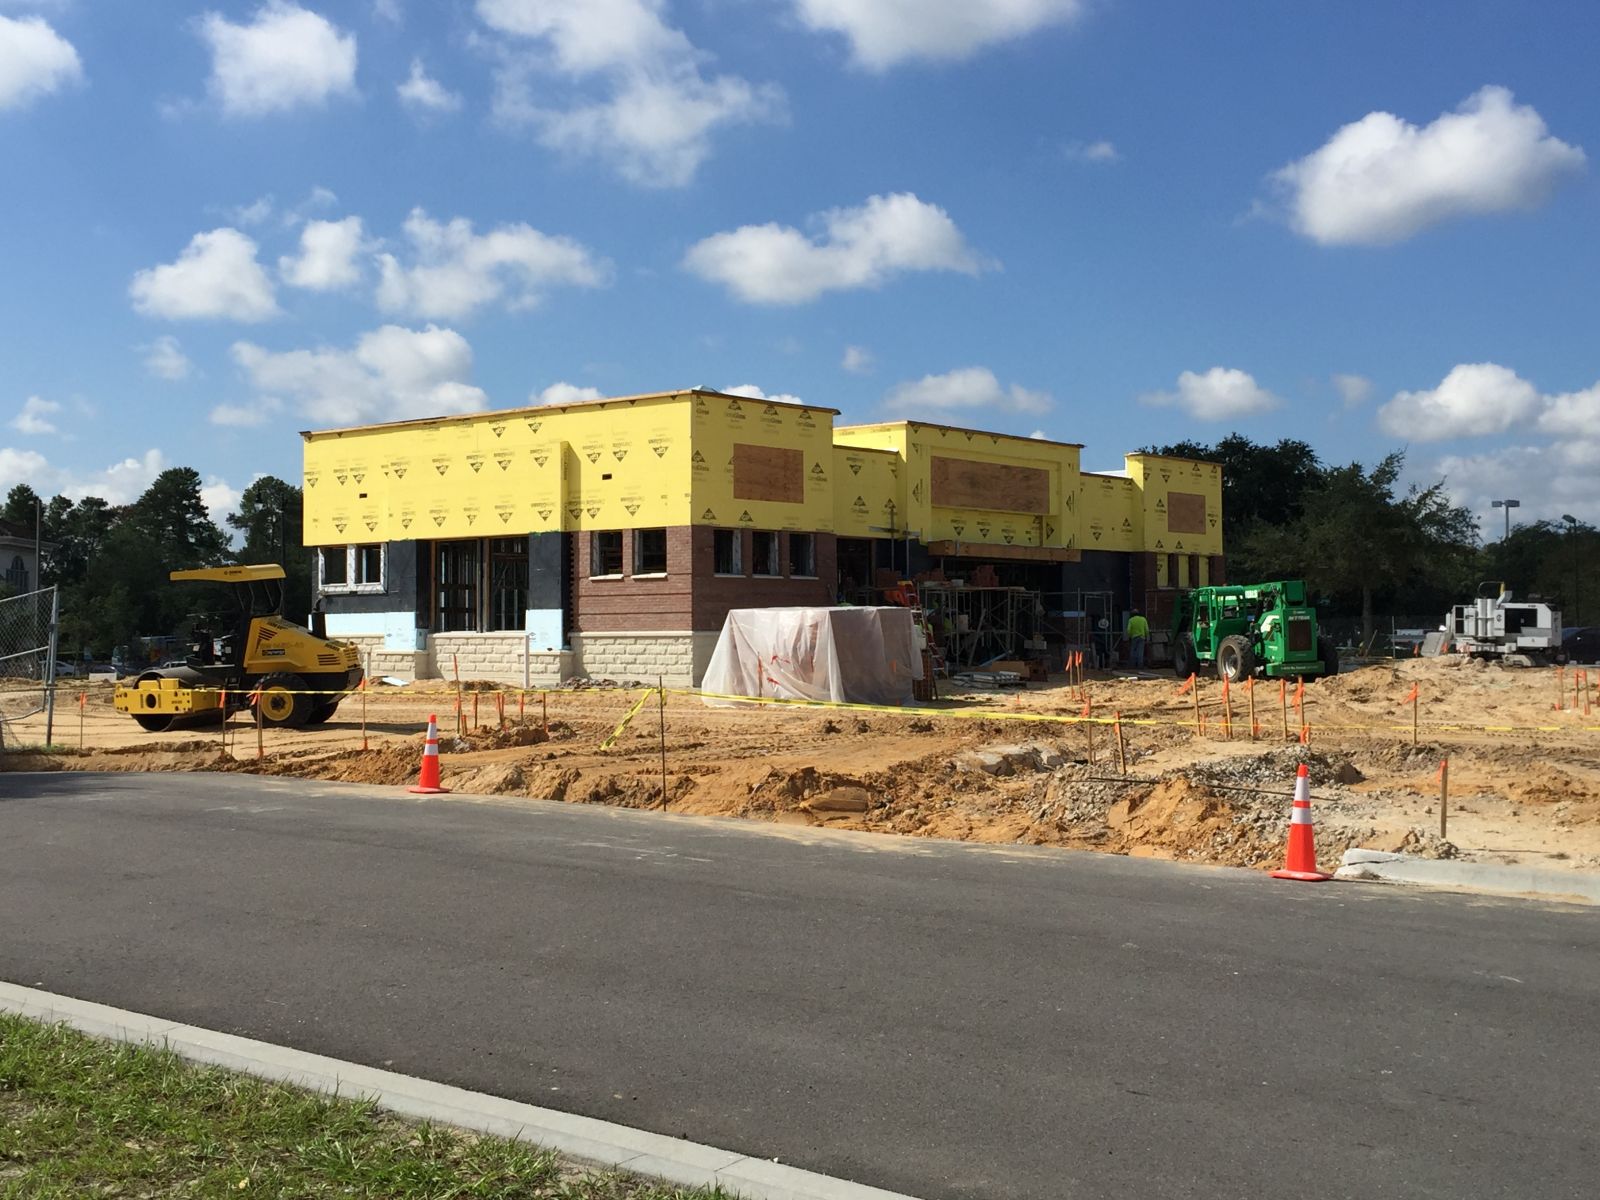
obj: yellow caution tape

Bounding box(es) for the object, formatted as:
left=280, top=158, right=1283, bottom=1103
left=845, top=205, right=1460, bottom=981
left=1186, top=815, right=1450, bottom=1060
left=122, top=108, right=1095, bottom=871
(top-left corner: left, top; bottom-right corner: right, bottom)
left=598, top=689, right=656, bottom=750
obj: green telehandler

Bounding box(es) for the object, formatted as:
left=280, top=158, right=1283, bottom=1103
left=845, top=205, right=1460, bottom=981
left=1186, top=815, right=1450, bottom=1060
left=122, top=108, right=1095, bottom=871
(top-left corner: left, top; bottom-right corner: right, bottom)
left=1170, top=579, right=1339, bottom=682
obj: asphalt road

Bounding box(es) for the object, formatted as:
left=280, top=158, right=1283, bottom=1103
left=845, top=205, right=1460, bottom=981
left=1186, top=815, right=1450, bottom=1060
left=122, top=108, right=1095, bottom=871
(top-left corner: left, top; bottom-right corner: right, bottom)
left=1, top=770, right=1595, bottom=1199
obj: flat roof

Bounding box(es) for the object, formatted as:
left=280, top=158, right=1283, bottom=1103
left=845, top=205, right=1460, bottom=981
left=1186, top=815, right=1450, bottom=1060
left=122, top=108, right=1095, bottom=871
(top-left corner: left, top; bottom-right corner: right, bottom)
left=1125, top=451, right=1223, bottom=468
left=836, top=419, right=1084, bottom=449
left=302, top=388, right=841, bottom=439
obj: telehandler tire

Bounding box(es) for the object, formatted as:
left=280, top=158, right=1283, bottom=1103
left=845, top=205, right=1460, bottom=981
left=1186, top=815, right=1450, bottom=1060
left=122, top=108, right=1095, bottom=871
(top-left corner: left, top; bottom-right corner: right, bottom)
left=1216, top=634, right=1256, bottom=682
left=1317, top=635, right=1340, bottom=679
left=254, top=673, right=313, bottom=728
left=1173, top=634, right=1197, bottom=678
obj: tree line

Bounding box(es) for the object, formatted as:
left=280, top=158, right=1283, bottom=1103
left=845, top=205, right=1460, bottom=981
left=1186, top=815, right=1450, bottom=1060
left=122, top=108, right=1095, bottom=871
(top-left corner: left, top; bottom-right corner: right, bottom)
left=1145, top=434, right=1599, bottom=645
left=1, top=470, right=307, bottom=665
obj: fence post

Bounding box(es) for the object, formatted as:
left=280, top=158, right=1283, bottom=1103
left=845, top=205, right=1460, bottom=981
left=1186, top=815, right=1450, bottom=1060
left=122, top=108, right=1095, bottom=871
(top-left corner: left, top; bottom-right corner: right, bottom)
left=43, top=586, right=60, bottom=745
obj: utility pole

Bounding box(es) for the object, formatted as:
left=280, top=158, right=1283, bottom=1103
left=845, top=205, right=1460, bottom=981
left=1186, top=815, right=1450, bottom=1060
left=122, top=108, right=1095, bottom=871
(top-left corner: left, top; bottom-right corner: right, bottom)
left=33, top=496, right=42, bottom=589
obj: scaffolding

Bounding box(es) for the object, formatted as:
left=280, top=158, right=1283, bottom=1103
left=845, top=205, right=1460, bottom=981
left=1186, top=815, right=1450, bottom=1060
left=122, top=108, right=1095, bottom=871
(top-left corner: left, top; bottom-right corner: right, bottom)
left=1041, top=589, right=1116, bottom=668
left=919, top=583, right=1044, bottom=670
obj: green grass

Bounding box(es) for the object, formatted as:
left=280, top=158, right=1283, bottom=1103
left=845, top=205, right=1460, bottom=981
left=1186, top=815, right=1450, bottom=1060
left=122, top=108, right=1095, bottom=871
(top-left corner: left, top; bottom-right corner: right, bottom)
left=0, top=1014, right=732, bottom=1199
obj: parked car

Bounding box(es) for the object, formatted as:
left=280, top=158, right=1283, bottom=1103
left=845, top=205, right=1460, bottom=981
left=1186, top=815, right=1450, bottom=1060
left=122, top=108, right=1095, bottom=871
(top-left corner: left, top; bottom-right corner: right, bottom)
left=1559, top=627, right=1600, bottom=665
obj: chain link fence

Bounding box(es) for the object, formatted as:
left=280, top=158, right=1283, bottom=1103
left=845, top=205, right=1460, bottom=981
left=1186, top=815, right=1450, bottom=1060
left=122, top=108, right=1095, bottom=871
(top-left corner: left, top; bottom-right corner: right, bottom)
left=0, top=585, right=60, bottom=747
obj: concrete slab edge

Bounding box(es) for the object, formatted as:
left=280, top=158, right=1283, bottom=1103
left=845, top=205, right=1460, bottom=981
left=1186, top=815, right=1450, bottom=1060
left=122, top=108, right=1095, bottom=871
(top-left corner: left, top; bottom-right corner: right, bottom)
left=0, top=981, right=921, bottom=1200
left=1334, top=851, right=1600, bottom=905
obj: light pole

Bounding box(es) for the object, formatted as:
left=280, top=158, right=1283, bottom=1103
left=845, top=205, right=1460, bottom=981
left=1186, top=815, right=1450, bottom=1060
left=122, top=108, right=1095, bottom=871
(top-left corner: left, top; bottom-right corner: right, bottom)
left=1490, top=498, right=1520, bottom=542
left=1562, top=514, right=1580, bottom=625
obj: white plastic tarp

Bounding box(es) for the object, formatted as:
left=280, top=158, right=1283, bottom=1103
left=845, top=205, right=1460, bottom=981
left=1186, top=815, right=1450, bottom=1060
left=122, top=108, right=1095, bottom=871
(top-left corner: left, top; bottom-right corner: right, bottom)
left=701, top=607, right=921, bottom=707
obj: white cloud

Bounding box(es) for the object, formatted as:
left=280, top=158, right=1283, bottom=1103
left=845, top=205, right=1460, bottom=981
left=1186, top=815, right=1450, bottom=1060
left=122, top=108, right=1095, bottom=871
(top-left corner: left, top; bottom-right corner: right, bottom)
left=884, top=367, right=1050, bottom=415
left=279, top=216, right=367, bottom=290
left=1434, top=439, right=1600, bottom=534
left=1029, top=429, right=1047, bottom=439
left=398, top=58, right=460, bottom=113
left=842, top=344, right=874, bottom=374
left=1538, top=382, right=1600, bottom=437
left=1272, top=86, right=1585, bottom=246
left=1378, top=363, right=1542, bottom=441
left=197, top=1, right=358, bottom=117
left=684, top=192, right=990, bottom=305
left=201, top=476, right=242, bottom=521
left=209, top=396, right=283, bottom=428
left=1064, top=139, right=1118, bottom=163
left=722, top=383, right=804, bottom=406
left=478, top=0, right=783, bottom=187
left=375, top=207, right=609, bottom=320
left=0, top=446, right=168, bottom=505
left=231, top=195, right=276, bottom=226
left=0, top=14, right=81, bottom=110
left=143, top=336, right=194, bottom=381
left=792, top=0, right=1086, bottom=69
left=372, top=0, right=402, bottom=23
left=1140, top=367, right=1280, bottom=420
left=533, top=381, right=603, bottom=405
left=1332, top=373, right=1372, bottom=408
left=129, top=228, right=280, bottom=323
left=9, top=396, right=59, bottom=435
left=231, top=324, right=488, bottom=424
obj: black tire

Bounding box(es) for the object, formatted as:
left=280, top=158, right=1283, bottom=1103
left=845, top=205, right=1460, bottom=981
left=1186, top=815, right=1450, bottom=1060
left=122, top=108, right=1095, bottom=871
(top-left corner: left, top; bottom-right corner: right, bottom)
left=1317, top=635, right=1340, bottom=679
left=305, top=699, right=339, bottom=726
left=254, top=673, right=313, bottom=728
left=1216, top=634, right=1257, bottom=681
left=1173, top=634, right=1197, bottom=678
left=133, top=714, right=175, bottom=732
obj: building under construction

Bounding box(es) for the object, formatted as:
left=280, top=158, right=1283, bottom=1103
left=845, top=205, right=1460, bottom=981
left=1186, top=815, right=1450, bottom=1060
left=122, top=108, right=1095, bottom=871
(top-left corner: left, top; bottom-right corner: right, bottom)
left=302, top=389, right=1223, bottom=684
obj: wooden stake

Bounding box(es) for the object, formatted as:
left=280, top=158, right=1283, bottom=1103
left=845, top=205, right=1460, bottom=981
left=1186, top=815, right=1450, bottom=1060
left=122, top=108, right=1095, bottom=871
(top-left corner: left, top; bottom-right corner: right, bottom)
left=1223, top=678, right=1234, bottom=740
left=497, top=690, right=506, bottom=731
left=1115, top=711, right=1126, bottom=775
left=78, top=691, right=85, bottom=750
left=519, top=690, right=526, bottom=721
left=1084, top=719, right=1095, bottom=766
left=1439, top=758, right=1449, bottom=840
left=453, top=653, right=462, bottom=734
left=219, top=688, right=228, bottom=757
left=1280, top=678, right=1289, bottom=741
left=472, top=691, right=479, bottom=731
left=542, top=692, right=549, bottom=737
left=361, top=676, right=369, bottom=753
left=253, top=691, right=264, bottom=759
left=1246, top=677, right=1256, bottom=742
left=1412, top=689, right=1419, bottom=746
left=1192, top=684, right=1202, bottom=735
left=1556, top=665, right=1565, bottom=712
left=657, top=676, right=668, bottom=809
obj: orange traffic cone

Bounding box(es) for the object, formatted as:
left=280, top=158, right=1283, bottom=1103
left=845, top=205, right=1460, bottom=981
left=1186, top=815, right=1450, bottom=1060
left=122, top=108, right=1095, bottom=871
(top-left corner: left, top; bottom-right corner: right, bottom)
left=408, top=713, right=451, bottom=795
left=1271, top=763, right=1330, bottom=881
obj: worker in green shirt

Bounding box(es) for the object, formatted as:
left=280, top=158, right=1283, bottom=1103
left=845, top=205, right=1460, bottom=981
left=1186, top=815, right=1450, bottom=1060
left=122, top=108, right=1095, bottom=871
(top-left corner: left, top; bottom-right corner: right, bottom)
left=1126, top=609, right=1149, bottom=668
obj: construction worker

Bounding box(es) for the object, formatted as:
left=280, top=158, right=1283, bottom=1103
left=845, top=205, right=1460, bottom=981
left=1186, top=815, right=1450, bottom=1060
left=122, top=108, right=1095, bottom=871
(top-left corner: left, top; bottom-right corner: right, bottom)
left=1126, top=608, right=1149, bottom=668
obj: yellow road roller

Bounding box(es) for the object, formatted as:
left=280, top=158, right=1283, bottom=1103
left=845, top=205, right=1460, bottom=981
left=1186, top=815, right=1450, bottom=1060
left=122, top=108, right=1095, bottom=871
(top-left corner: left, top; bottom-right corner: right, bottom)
left=113, top=564, right=362, bottom=732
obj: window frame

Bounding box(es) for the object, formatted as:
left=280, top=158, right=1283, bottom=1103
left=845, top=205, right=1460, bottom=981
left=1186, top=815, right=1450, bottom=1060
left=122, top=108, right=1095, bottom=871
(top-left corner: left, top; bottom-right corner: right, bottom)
left=713, top=528, right=743, bottom=577
left=590, top=530, right=624, bottom=579
left=633, top=528, right=669, bottom=577
left=752, top=531, right=779, bottom=577
left=319, top=543, right=386, bottom=595
left=787, top=532, right=816, bottom=579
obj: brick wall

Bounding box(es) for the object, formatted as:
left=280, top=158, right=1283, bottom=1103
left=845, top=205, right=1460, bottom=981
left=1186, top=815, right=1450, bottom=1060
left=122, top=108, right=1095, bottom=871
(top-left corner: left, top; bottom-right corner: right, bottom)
left=573, top=526, right=694, bottom=633
left=690, top=527, right=836, bottom=630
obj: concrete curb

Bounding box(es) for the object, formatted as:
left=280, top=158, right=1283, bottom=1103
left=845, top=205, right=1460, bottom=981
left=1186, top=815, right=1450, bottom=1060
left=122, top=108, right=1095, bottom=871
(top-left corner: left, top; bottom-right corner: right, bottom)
left=0, top=981, right=920, bottom=1200
left=1334, top=850, right=1600, bottom=905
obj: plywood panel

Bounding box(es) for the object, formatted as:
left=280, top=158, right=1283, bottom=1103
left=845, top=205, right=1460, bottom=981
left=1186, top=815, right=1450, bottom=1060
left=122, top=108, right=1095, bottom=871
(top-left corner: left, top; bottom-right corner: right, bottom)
left=930, top=456, right=1048, bottom=515
left=1167, top=491, right=1207, bottom=534
left=733, top=443, right=803, bottom=503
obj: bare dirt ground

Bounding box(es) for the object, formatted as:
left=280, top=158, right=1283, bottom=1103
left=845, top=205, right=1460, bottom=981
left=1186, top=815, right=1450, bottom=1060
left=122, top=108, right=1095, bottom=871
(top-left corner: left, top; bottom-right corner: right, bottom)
left=4, top=656, right=1599, bottom=877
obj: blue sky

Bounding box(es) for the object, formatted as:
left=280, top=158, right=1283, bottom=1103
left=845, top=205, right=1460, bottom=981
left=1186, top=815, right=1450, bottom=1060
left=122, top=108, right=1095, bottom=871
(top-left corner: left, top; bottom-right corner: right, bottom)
left=2, top=0, right=1597, bottom=534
